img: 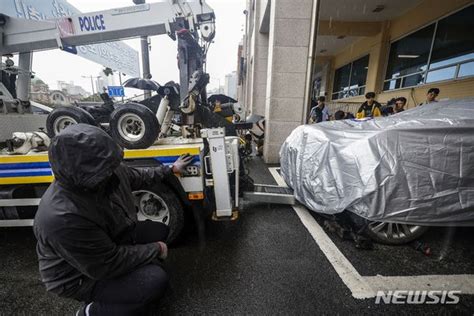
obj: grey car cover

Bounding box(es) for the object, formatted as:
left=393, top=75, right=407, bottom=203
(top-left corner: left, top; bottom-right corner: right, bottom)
left=280, top=99, right=474, bottom=226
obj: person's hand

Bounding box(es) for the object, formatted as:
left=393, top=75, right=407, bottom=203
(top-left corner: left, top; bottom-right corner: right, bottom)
left=172, top=154, right=193, bottom=174
left=156, top=241, right=168, bottom=260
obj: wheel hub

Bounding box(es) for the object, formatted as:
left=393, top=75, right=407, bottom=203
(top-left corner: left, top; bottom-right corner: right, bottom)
left=134, top=191, right=170, bottom=225
left=53, top=116, right=78, bottom=134
left=117, top=113, right=146, bottom=142
left=368, top=222, right=421, bottom=240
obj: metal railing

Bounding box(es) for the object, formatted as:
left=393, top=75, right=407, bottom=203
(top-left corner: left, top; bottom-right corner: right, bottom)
left=325, top=101, right=361, bottom=116
left=383, top=58, right=474, bottom=91
left=331, top=85, right=366, bottom=100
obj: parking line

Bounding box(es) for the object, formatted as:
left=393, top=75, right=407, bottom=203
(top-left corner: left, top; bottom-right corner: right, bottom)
left=268, top=167, right=474, bottom=299
left=293, top=204, right=376, bottom=299
left=268, top=167, right=376, bottom=299
left=366, top=275, right=474, bottom=295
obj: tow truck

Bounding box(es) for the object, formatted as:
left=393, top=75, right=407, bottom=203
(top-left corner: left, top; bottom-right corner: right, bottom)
left=0, top=0, right=295, bottom=242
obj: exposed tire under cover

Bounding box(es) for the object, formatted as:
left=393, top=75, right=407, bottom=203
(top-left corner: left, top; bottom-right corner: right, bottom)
left=365, top=222, right=429, bottom=245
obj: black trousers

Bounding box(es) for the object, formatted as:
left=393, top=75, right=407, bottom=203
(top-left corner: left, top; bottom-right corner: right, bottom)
left=87, top=221, right=170, bottom=316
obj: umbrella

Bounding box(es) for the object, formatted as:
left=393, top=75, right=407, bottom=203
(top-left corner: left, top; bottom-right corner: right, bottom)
left=208, top=94, right=238, bottom=104
left=123, top=78, right=161, bottom=91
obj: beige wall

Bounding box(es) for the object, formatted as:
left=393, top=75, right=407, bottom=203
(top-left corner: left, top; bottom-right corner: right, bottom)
left=327, top=0, right=474, bottom=107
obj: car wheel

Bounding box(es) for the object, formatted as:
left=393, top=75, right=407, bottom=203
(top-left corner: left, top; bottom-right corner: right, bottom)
left=46, top=106, right=96, bottom=137
left=109, top=103, right=159, bottom=149
left=133, top=186, right=185, bottom=244
left=365, top=221, right=429, bottom=245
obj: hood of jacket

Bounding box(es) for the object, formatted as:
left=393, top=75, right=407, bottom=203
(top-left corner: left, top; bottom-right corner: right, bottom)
left=48, top=124, right=123, bottom=190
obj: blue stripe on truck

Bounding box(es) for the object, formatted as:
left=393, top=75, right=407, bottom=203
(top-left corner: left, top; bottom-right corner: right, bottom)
left=0, top=168, right=53, bottom=178
left=0, top=162, right=51, bottom=170
left=0, top=155, right=200, bottom=178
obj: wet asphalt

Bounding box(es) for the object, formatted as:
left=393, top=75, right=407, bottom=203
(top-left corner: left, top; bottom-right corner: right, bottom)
left=0, top=157, right=473, bottom=315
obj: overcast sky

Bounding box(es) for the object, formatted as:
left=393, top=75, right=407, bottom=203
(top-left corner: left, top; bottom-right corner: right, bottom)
left=28, top=0, right=246, bottom=95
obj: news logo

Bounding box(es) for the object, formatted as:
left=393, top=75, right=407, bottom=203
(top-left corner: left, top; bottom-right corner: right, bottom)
left=375, top=290, right=461, bottom=304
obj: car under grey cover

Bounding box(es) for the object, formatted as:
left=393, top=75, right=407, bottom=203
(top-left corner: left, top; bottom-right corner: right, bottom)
left=280, top=98, right=474, bottom=226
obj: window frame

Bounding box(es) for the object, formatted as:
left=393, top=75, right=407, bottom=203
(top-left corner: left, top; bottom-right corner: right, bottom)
left=383, top=4, right=474, bottom=91
left=331, top=53, right=370, bottom=100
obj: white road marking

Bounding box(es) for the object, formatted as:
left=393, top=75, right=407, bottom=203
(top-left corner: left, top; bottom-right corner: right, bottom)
left=293, top=204, right=376, bottom=299
left=268, top=167, right=474, bottom=299
left=268, top=167, right=286, bottom=187
left=366, top=275, right=474, bottom=295
left=269, top=167, right=376, bottom=298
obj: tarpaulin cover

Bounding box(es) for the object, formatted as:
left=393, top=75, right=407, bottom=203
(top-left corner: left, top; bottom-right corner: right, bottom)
left=280, top=98, right=474, bottom=226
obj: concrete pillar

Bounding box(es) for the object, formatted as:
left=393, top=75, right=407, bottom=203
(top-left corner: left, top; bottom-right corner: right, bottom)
left=365, top=22, right=390, bottom=94
left=263, top=0, right=315, bottom=163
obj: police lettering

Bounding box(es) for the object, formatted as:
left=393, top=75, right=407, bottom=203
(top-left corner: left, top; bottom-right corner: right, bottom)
left=79, top=14, right=106, bottom=32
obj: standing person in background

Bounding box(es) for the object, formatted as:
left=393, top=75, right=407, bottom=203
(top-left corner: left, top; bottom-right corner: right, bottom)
left=394, top=97, right=407, bottom=113
left=356, top=92, right=382, bottom=119
left=309, top=96, right=330, bottom=123
left=419, top=88, right=440, bottom=106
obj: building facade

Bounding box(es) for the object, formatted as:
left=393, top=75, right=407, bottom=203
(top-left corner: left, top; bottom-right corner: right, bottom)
left=240, top=0, right=474, bottom=163
left=224, top=71, right=238, bottom=100
left=30, top=78, right=88, bottom=106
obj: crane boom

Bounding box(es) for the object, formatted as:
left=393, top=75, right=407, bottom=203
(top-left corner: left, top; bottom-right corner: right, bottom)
left=0, top=1, right=215, bottom=55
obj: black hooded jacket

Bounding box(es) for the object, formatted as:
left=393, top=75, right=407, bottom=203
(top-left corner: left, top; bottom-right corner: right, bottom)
left=33, top=124, right=172, bottom=299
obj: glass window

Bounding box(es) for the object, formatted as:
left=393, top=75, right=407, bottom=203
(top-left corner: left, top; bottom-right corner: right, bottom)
left=384, top=5, right=474, bottom=90
left=350, top=55, right=369, bottom=88
left=385, top=24, right=434, bottom=82
left=459, top=61, right=474, bottom=78
left=332, top=55, right=369, bottom=100
left=429, top=5, right=474, bottom=70
left=426, top=66, right=456, bottom=83
left=333, top=64, right=351, bottom=99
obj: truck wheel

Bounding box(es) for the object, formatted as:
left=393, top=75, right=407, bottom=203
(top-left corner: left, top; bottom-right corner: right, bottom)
left=133, top=186, right=185, bottom=244
left=365, top=221, right=429, bottom=245
left=109, top=103, right=159, bottom=149
left=46, top=106, right=96, bottom=137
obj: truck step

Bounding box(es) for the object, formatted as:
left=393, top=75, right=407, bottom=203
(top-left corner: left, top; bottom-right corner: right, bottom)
left=243, top=184, right=295, bottom=205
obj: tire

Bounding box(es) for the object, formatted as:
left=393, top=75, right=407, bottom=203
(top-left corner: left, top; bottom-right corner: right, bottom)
left=365, top=221, right=429, bottom=245
left=133, top=185, right=185, bottom=244
left=46, top=106, right=96, bottom=137
left=109, top=103, right=159, bottom=149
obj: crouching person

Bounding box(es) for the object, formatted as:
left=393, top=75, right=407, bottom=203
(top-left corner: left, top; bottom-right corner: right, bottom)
left=33, top=124, right=192, bottom=315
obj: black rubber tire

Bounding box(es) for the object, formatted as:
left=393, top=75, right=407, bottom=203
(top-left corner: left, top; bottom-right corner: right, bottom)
left=133, top=185, right=185, bottom=244
left=109, top=103, right=159, bottom=149
left=365, top=222, right=429, bottom=245
left=46, top=106, right=96, bottom=137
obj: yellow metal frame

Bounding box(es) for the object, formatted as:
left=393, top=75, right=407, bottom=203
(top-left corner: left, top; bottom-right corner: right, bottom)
left=124, top=146, right=200, bottom=159
left=0, top=154, right=50, bottom=164
left=0, top=176, right=54, bottom=185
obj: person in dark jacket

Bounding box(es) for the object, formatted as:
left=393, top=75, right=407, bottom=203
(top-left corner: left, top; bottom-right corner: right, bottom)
left=394, top=97, right=407, bottom=113
left=309, top=96, right=330, bottom=123
left=356, top=92, right=382, bottom=119
left=33, top=124, right=192, bottom=315
left=419, top=87, right=440, bottom=106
